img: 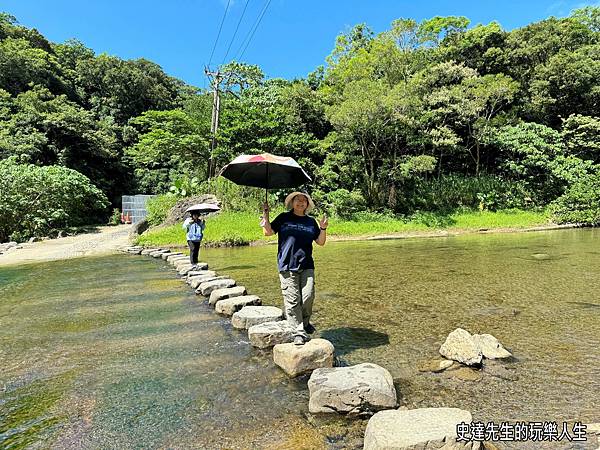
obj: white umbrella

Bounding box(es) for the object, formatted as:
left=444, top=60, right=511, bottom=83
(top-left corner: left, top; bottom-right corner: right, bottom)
left=185, top=203, right=220, bottom=214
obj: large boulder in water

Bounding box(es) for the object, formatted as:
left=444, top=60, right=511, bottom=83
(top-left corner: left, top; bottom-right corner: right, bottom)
left=439, top=328, right=483, bottom=366
left=129, top=218, right=149, bottom=238
left=363, top=408, right=473, bottom=450
left=164, top=195, right=220, bottom=225
left=308, top=363, right=397, bottom=415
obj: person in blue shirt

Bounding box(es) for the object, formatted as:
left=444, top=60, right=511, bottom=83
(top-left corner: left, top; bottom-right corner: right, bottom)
left=260, top=191, right=328, bottom=345
left=183, top=211, right=205, bottom=268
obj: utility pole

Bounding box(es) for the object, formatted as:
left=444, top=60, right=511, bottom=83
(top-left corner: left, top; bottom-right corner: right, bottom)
left=205, top=67, right=222, bottom=179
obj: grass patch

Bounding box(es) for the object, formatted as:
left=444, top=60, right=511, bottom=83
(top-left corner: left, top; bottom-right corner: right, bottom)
left=136, top=208, right=551, bottom=247
left=136, top=211, right=279, bottom=247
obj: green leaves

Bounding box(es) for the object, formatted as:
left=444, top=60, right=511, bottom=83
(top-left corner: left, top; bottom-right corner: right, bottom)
left=0, top=158, right=108, bottom=241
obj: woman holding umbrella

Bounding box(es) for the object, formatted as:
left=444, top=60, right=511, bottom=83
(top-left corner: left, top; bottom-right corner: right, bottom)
left=183, top=211, right=205, bottom=268
left=182, top=202, right=220, bottom=267
left=260, top=192, right=328, bottom=346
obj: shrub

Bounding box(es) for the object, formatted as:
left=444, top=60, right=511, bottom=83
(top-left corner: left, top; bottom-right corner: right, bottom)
left=108, top=208, right=121, bottom=225
left=550, top=172, right=600, bottom=225
left=145, top=194, right=179, bottom=226
left=0, top=158, right=109, bottom=242
left=319, top=188, right=367, bottom=219
left=402, top=174, right=533, bottom=212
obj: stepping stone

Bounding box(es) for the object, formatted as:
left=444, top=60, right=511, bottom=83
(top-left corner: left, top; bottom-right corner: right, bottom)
left=363, top=408, right=472, bottom=450
left=178, top=265, right=194, bottom=276
left=196, top=278, right=236, bottom=296
left=248, top=320, right=295, bottom=349
left=126, top=248, right=142, bottom=255
left=141, top=248, right=160, bottom=255
left=208, top=286, right=247, bottom=306
left=215, top=295, right=261, bottom=316
left=190, top=275, right=228, bottom=289
left=174, top=259, right=193, bottom=269
left=175, top=261, right=208, bottom=271
left=273, top=338, right=334, bottom=377
left=308, top=363, right=397, bottom=415
left=162, top=251, right=182, bottom=260
left=169, top=257, right=190, bottom=265
left=232, top=306, right=283, bottom=329
left=186, top=270, right=216, bottom=279
left=151, top=250, right=170, bottom=258
left=167, top=254, right=189, bottom=263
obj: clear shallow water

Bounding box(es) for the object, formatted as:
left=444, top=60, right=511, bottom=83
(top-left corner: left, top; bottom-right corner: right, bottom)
left=1, top=229, right=600, bottom=449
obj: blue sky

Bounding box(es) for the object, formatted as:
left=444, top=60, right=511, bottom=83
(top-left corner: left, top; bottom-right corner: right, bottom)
left=2, top=0, right=599, bottom=87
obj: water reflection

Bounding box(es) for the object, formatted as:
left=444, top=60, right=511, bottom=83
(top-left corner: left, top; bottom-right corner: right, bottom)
left=1, top=228, right=600, bottom=449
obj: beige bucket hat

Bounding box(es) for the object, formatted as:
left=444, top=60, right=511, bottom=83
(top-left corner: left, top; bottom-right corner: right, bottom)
left=284, top=191, right=315, bottom=214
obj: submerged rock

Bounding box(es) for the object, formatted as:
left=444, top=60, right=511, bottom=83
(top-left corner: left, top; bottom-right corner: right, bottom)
left=444, top=366, right=482, bottom=382
left=483, top=360, right=519, bottom=381
left=417, top=358, right=454, bottom=373
left=439, top=328, right=483, bottom=366
left=197, top=278, right=236, bottom=296
left=208, top=286, right=247, bottom=306
left=532, top=253, right=551, bottom=260
left=232, top=306, right=283, bottom=329
left=248, top=320, right=295, bottom=349
left=308, top=363, right=397, bottom=415
left=215, top=295, right=261, bottom=316
left=363, top=407, right=472, bottom=450
left=273, top=338, right=334, bottom=377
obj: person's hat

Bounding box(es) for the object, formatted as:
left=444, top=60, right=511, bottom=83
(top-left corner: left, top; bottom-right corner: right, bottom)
left=285, top=191, right=315, bottom=213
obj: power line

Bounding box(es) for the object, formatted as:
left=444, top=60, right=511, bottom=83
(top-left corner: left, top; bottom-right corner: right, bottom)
left=235, top=0, right=272, bottom=62
left=207, top=0, right=232, bottom=68
left=221, top=0, right=251, bottom=65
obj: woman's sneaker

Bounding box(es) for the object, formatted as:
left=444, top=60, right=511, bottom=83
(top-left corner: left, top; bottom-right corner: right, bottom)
left=304, top=323, right=316, bottom=334
left=293, top=336, right=305, bottom=346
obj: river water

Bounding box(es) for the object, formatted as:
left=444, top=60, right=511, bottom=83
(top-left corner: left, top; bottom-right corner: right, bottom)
left=1, top=229, right=599, bottom=449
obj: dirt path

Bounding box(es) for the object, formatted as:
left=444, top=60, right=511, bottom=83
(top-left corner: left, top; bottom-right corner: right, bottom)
left=0, top=225, right=132, bottom=267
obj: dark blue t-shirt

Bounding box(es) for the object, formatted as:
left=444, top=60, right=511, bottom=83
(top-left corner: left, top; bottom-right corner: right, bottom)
left=270, top=211, right=320, bottom=272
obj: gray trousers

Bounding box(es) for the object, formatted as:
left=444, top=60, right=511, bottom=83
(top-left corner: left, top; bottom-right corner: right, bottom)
left=279, top=269, right=315, bottom=339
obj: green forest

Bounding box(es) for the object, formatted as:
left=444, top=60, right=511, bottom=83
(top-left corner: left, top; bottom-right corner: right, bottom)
left=1, top=8, right=600, bottom=242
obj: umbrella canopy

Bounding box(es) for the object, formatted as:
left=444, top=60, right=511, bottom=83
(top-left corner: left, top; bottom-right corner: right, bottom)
left=185, top=203, right=221, bottom=214
left=219, top=153, right=311, bottom=189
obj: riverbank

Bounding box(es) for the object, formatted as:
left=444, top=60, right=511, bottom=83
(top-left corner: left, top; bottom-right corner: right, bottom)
left=135, top=209, right=556, bottom=248
left=0, top=224, right=131, bottom=266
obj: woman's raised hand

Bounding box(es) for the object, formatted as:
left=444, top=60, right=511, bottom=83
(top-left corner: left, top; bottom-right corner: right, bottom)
left=319, top=213, right=328, bottom=230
